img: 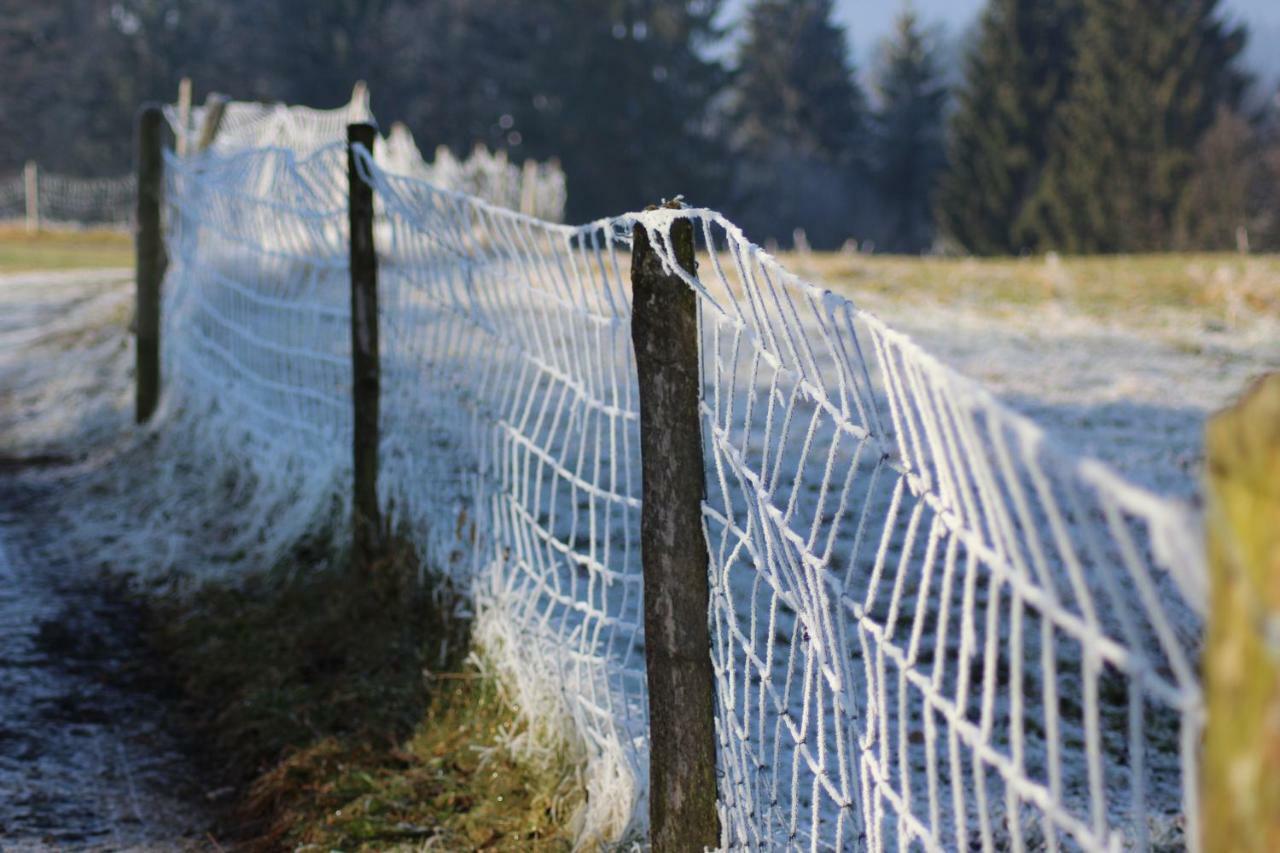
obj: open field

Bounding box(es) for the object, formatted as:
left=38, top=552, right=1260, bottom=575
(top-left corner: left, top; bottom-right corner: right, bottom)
left=789, top=251, right=1280, bottom=321
left=0, top=227, right=132, bottom=272
left=781, top=251, right=1280, bottom=500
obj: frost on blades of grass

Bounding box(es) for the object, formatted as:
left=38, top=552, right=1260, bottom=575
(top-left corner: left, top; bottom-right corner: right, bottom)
left=149, top=534, right=585, bottom=851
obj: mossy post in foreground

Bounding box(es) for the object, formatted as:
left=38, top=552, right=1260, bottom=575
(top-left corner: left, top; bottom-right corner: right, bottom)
left=631, top=204, right=720, bottom=851
left=347, top=123, right=381, bottom=567
left=1203, top=372, right=1280, bottom=852
left=135, top=104, right=165, bottom=423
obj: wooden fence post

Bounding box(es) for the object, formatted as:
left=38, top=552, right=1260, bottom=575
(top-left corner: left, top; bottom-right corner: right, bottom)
left=1203, top=372, right=1280, bottom=853
left=196, top=94, right=228, bottom=153
left=135, top=104, right=165, bottom=423
left=347, top=123, right=381, bottom=566
left=176, top=77, right=192, bottom=156
left=23, top=161, right=38, bottom=234
left=631, top=204, right=720, bottom=851
left=520, top=159, right=538, bottom=216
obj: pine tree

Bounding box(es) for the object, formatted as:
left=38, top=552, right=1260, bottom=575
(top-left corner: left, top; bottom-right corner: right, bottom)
left=1177, top=107, right=1257, bottom=251
left=871, top=10, right=948, bottom=254
left=728, top=0, right=870, bottom=247
left=935, top=0, right=1081, bottom=255
left=733, top=0, right=865, bottom=166
left=509, top=0, right=729, bottom=222
left=1024, top=0, right=1248, bottom=253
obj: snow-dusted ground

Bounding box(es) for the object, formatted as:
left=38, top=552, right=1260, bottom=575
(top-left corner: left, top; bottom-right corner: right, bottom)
left=850, top=292, right=1279, bottom=502
left=0, top=269, right=214, bottom=851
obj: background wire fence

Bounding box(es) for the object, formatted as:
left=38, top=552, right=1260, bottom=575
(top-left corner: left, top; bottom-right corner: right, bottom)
left=135, top=102, right=1211, bottom=850
left=0, top=169, right=134, bottom=230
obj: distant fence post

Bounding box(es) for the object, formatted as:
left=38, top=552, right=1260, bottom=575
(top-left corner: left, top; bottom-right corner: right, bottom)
left=23, top=161, right=38, bottom=233
left=176, top=77, right=192, bottom=156
left=1203, top=372, right=1280, bottom=853
left=630, top=204, right=720, bottom=851
left=135, top=104, right=165, bottom=423
left=347, top=123, right=381, bottom=566
left=520, top=159, right=538, bottom=215
left=196, top=94, right=228, bottom=153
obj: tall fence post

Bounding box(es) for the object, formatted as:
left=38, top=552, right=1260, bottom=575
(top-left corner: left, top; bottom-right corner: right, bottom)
left=631, top=204, right=720, bottom=851
left=347, top=123, right=381, bottom=566
left=1203, top=372, right=1280, bottom=852
left=23, top=161, right=38, bottom=234
left=135, top=104, right=165, bottom=423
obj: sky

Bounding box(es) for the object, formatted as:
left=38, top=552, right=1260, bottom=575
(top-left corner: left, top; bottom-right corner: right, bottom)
left=721, top=0, right=1280, bottom=93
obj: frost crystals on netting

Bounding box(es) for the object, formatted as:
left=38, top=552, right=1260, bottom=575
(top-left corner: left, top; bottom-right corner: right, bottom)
left=630, top=208, right=1205, bottom=851
left=144, top=121, right=1207, bottom=852
left=357, top=146, right=645, bottom=844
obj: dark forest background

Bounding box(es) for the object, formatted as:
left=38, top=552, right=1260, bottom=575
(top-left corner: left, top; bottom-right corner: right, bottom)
left=2, top=0, right=1278, bottom=254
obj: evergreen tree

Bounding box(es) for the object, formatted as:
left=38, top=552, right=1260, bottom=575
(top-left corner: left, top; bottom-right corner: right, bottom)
left=871, top=10, right=948, bottom=254
left=1024, top=0, right=1248, bottom=253
left=728, top=0, right=870, bottom=247
left=1177, top=106, right=1257, bottom=251
left=509, top=0, right=729, bottom=222
left=935, top=0, right=1081, bottom=255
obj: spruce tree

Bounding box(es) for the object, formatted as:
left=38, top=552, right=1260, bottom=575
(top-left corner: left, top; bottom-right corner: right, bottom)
left=935, top=0, right=1081, bottom=255
left=728, top=0, right=870, bottom=247
left=871, top=10, right=948, bottom=254
left=511, top=0, right=728, bottom=222
left=1024, top=0, right=1248, bottom=253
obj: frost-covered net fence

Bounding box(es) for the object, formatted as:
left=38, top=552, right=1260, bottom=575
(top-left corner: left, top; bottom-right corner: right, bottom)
left=165, top=87, right=373, bottom=155
left=165, top=92, right=566, bottom=220
left=0, top=168, right=134, bottom=229
left=141, top=117, right=1210, bottom=850
left=376, top=122, right=567, bottom=221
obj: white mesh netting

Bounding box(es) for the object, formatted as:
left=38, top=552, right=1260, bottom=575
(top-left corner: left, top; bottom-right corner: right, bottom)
left=19, top=111, right=1208, bottom=850
left=166, top=87, right=374, bottom=156
left=376, top=122, right=568, bottom=221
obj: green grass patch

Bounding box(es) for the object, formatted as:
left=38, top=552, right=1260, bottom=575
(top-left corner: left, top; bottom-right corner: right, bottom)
left=0, top=226, right=132, bottom=271
left=149, top=537, right=581, bottom=850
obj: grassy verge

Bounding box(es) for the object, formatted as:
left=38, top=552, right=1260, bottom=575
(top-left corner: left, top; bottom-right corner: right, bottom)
left=778, top=251, right=1280, bottom=320
left=0, top=226, right=132, bottom=271
left=149, top=537, right=581, bottom=851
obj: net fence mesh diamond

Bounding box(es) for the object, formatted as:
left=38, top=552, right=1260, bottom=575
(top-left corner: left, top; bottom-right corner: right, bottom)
left=53, top=100, right=1208, bottom=851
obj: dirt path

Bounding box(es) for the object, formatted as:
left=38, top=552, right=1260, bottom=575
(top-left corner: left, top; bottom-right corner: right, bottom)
left=0, top=269, right=216, bottom=851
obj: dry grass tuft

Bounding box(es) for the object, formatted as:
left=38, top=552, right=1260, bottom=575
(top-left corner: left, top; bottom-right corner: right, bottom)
left=149, top=533, right=580, bottom=851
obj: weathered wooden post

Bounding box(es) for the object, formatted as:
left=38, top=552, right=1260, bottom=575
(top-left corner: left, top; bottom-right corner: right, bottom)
left=1203, top=372, right=1280, bottom=853
left=347, top=123, right=381, bottom=566
left=23, top=161, right=39, bottom=233
left=175, top=77, right=193, bottom=156
left=631, top=204, right=720, bottom=851
left=520, top=159, right=538, bottom=216
left=135, top=104, right=165, bottom=423
left=196, top=94, right=228, bottom=153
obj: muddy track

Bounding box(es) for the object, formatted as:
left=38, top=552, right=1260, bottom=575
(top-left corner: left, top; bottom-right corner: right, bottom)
left=0, top=475, right=220, bottom=851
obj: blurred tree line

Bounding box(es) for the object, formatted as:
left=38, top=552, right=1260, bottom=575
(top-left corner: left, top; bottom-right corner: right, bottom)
left=1, top=0, right=1276, bottom=254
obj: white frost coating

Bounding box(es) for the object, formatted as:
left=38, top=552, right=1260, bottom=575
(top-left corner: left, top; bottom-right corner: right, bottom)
left=7, top=105, right=1209, bottom=851
left=374, top=122, right=568, bottom=222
